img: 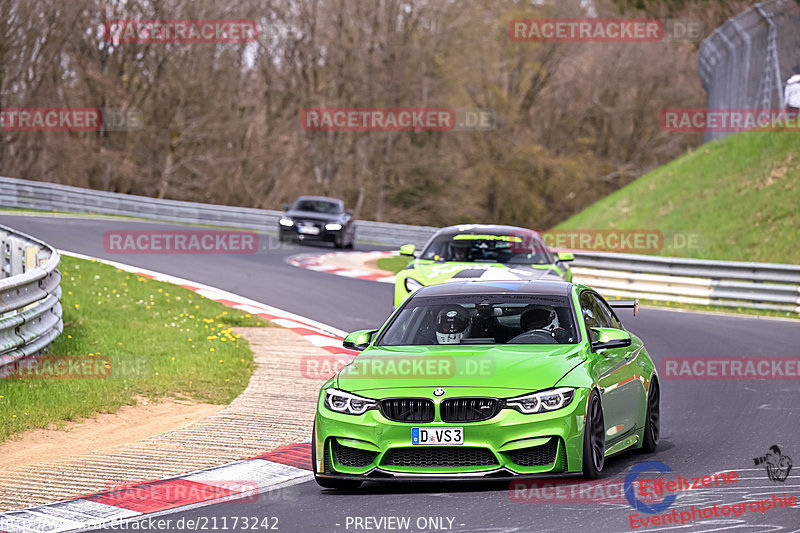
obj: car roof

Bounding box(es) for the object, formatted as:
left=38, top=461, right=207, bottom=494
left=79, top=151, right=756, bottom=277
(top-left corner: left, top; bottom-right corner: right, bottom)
left=293, top=195, right=343, bottom=205
left=433, top=224, right=542, bottom=238
left=411, top=280, right=574, bottom=299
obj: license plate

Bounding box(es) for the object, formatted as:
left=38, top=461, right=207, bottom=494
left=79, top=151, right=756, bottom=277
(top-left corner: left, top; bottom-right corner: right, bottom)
left=412, top=427, right=464, bottom=445
left=298, top=226, right=320, bottom=235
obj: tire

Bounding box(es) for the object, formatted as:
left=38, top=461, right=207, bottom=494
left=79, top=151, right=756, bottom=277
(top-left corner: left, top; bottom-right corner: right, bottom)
left=278, top=231, right=286, bottom=243
left=334, top=234, right=345, bottom=249
left=582, top=389, right=605, bottom=479
left=640, top=377, right=660, bottom=453
left=311, top=425, right=363, bottom=490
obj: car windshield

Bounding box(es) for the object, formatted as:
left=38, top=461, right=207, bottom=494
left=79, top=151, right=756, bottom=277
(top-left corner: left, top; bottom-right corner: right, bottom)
left=292, top=199, right=342, bottom=214
left=420, top=232, right=552, bottom=264
left=378, top=295, right=578, bottom=346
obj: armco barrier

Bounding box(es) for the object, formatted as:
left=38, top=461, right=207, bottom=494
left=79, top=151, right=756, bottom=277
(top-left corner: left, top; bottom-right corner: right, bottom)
left=570, top=252, right=800, bottom=312
left=1, top=176, right=798, bottom=313
left=0, top=176, right=439, bottom=247
left=0, top=223, right=63, bottom=370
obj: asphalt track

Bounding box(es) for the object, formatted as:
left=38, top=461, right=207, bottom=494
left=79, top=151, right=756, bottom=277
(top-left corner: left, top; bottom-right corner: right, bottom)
left=2, top=214, right=799, bottom=533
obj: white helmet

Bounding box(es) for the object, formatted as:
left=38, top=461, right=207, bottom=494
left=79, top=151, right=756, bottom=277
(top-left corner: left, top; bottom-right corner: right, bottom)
left=520, top=305, right=559, bottom=332
left=436, top=305, right=470, bottom=344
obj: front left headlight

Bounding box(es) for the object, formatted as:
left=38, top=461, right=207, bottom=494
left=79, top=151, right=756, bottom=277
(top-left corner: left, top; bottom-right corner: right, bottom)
left=325, top=223, right=343, bottom=231
left=506, top=387, right=575, bottom=414
left=279, top=217, right=294, bottom=227
left=324, top=388, right=377, bottom=415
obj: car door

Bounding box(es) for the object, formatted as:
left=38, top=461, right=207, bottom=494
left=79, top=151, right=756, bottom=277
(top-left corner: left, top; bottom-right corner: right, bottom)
left=580, top=291, right=639, bottom=447
left=594, top=294, right=647, bottom=441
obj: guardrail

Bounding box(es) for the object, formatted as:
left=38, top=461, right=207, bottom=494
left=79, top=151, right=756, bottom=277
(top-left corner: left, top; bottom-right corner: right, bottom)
left=0, top=176, right=439, bottom=247
left=1, top=176, right=798, bottom=313
left=0, top=223, right=63, bottom=371
left=570, top=251, right=800, bottom=313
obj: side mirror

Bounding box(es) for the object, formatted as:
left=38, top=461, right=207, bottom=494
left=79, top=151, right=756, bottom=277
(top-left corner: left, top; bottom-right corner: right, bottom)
left=345, top=210, right=353, bottom=216
left=590, top=327, right=632, bottom=351
left=342, top=329, right=378, bottom=351
left=399, top=244, right=416, bottom=257
left=282, top=204, right=290, bottom=210
left=556, top=251, right=574, bottom=261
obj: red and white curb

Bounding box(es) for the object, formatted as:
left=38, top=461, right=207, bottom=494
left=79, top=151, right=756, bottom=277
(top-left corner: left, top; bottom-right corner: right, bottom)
left=0, top=445, right=312, bottom=533
left=289, top=251, right=397, bottom=284
left=0, top=252, right=354, bottom=533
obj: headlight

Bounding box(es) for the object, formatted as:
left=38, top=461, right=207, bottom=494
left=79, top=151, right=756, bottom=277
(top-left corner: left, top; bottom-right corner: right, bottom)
left=324, top=388, right=377, bottom=415
left=279, top=217, right=294, bottom=227
left=404, top=277, right=424, bottom=293
left=325, top=223, right=342, bottom=231
left=506, top=387, right=575, bottom=414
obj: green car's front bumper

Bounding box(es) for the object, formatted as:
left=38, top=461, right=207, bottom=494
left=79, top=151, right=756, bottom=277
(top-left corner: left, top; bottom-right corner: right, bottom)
left=314, top=388, right=590, bottom=480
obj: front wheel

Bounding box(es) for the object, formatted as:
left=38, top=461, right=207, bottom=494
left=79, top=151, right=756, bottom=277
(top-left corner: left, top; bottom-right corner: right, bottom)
left=640, top=377, right=660, bottom=453
left=582, top=389, right=605, bottom=479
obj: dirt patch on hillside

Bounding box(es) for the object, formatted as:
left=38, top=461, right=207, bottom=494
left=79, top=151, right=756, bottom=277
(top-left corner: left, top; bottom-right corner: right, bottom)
left=0, top=400, right=223, bottom=468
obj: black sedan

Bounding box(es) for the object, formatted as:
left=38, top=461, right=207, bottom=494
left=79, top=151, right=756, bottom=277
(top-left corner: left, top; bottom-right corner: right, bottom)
left=278, top=196, right=356, bottom=248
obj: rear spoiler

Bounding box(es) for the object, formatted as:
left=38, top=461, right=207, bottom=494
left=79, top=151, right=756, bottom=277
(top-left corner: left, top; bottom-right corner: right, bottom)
left=609, top=299, right=639, bottom=316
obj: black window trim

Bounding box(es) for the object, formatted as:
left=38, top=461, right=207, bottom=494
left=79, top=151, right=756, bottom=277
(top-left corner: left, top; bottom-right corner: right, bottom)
left=578, top=289, right=625, bottom=332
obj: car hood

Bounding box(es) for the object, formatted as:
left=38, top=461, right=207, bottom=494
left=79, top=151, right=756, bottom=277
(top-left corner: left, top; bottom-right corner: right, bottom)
left=335, top=344, right=585, bottom=396
left=411, top=261, right=563, bottom=284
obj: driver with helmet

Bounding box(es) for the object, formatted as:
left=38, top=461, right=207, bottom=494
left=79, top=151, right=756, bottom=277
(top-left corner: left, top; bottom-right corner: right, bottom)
left=520, top=305, right=558, bottom=333
left=436, top=305, right=471, bottom=344
left=517, top=304, right=570, bottom=343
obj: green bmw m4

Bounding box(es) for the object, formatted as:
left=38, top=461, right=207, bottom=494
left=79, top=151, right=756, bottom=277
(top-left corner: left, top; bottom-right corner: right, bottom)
left=313, top=280, right=660, bottom=489
left=393, top=224, right=575, bottom=307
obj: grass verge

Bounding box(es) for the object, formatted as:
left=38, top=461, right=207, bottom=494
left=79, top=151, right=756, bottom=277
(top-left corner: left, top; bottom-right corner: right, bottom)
left=556, top=129, right=800, bottom=263
left=376, top=256, right=411, bottom=274
left=0, top=255, right=265, bottom=443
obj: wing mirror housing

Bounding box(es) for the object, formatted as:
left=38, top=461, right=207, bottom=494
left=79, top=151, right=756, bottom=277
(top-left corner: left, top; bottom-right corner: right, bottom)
left=342, top=329, right=378, bottom=351
left=556, top=251, right=574, bottom=261
left=590, top=327, right=632, bottom=351
left=399, top=244, right=416, bottom=257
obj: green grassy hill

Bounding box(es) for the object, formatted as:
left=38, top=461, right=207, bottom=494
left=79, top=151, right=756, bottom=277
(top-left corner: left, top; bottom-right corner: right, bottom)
left=556, top=130, right=799, bottom=264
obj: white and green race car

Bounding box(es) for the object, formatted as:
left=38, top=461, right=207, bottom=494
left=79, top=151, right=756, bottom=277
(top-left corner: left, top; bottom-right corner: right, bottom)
left=394, top=224, right=574, bottom=307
